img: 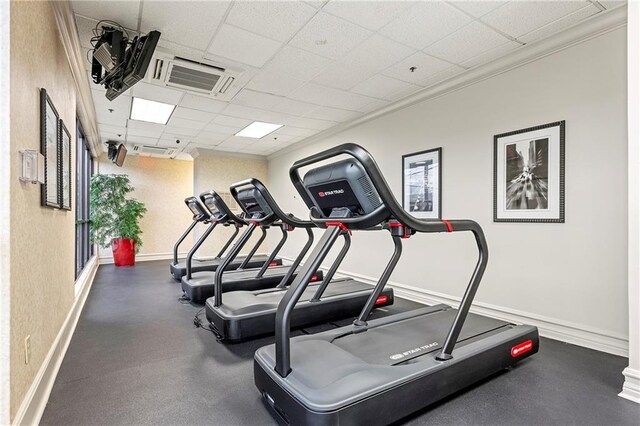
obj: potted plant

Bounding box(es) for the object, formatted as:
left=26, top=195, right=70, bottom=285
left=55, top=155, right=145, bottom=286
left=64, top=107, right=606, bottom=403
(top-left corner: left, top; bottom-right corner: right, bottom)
left=90, top=174, right=147, bottom=266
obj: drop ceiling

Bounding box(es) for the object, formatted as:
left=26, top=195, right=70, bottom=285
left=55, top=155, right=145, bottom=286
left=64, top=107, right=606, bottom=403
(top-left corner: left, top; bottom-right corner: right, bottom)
left=72, top=0, right=625, bottom=158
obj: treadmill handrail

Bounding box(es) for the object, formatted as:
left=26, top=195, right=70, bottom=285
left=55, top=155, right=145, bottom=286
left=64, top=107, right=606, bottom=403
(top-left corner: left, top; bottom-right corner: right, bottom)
left=254, top=226, right=287, bottom=278
left=173, top=220, right=198, bottom=265
left=275, top=143, right=489, bottom=368
left=237, top=227, right=267, bottom=270
left=275, top=227, right=315, bottom=290
left=230, top=178, right=316, bottom=229
left=185, top=221, right=219, bottom=279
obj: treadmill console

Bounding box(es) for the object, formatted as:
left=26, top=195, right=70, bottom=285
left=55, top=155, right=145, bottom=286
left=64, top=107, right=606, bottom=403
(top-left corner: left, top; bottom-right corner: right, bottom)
left=200, top=193, right=221, bottom=216
left=184, top=197, right=208, bottom=220
left=235, top=188, right=273, bottom=217
left=303, top=159, right=382, bottom=217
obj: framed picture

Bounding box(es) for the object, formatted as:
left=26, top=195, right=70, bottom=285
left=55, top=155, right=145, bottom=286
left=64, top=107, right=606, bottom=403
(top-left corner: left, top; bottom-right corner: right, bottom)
left=59, top=120, right=72, bottom=210
left=40, top=88, right=60, bottom=208
left=402, top=147, right=442, bottom=219
left=493, top=121, right=565, bottom=223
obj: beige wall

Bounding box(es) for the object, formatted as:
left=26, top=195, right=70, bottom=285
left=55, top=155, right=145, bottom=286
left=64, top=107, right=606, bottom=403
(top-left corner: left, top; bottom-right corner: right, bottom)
left=9, top=1, right=77, bottom=419
left=97, top=155, right=194, bottom=259
left=193, top=152, right=269, bottom=258
left=268, top=28, right=629, bottom=342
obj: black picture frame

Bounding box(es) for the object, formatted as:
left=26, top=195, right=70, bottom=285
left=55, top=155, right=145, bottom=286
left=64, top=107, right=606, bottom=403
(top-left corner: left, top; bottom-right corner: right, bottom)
left=59, top=119, right=72, bottom=211
left=40, top=88, right=60, bottom=208
left=402, top=147, right=442, bottom=220
left=493, top=120, right=565, bottom=223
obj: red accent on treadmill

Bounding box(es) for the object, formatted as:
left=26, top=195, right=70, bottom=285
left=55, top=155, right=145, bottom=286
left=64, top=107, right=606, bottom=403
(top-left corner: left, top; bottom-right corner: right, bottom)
left=511, top=340, right=533, bottom=357
left=375, top=295, right=389, bottom=306
left=310, top=275, right=319, bottom=282
left=388, top=222, right=411, bottom=238
left=326, top=221, right=352, bottom=236
left=268, top=262, right=278, bottom=267
left=441, top=220, right=453, bottom=232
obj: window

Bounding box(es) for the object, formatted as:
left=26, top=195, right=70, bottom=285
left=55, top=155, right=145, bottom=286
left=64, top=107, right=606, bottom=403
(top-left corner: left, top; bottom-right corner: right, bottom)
left=75, top=122, right=94, bottom=278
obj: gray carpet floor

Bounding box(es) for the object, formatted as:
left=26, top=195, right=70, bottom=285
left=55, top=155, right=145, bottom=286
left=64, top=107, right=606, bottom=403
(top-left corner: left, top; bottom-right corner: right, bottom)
left=41, top=261, right=640, bottom=425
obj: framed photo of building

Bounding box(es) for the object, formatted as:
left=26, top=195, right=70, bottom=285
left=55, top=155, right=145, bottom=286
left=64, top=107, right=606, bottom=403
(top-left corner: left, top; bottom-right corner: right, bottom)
left=59, top=119, right=72, bottom=210
left=40, top=88, right=60, bottom=208
left=402, top=148, right=442, bottom=219
left=493, top=121, right=565, bottom=223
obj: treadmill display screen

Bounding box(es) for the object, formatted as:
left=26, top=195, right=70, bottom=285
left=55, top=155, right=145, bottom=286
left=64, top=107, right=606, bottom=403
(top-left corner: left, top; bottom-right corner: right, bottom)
left=308, top=180, right=363, bottom=216
left=202, top=197, right=220, bottom=215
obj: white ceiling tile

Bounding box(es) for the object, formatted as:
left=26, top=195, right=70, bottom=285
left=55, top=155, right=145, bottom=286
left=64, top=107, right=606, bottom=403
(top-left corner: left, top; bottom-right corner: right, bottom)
left=166, top=116, right=207, bottom=131
left=179, top=94, right=227, bottom=113
left=97, top=114, right=127, bottom=128
left=100, top=134, right=125, bottom=143
left=289, top=12, right=373, bottom=59
left=141, top=1, right=229, bottom=50
left=99, top=123, right=127, bottom=135
left=72, top=1, right=140, bottom=29
left=304, top=106, right=362, bottom=122
left=131, top=82, right=184, bottom=104
left=387, top=84, right=423, bottom=102
left=226, top=1, right=317, bottom=42
left=271, top=99, right=319, bottom=116
left=93, top=94, right=131, bottom=118
left=424, top=21, right=510, bottom=64
left=74, top=15, right=98, bottom=50
left=192, top=131, right=228, bottom=145
left=264, top=45, right=333, bottom=81
left=171, top=106, right=217, bottom=123
left=357, top=98, right=390, bottom=114
left=205, top=122, right=242, bottom=134
left=208, top=24, right=283, bottom=67
left=126, top=135, right=158, bottom=145
left=127, top=120, right=165, bottom=132
left=460, top=40, right=522, bottom=68
left=481, top=1, right=589, bottom=38
left=382, top=52, right=453, bottom=85
left=448, top=1, right=507, bottom=18
left=246, top=71, right=306, bottom=97
left=350, top=74, right=418, bottom=101
left=127, top=126, right=164, bottom=138
left=290, top=83, right=379, bottom=111
left=289, top=117, right=337, bottom=131
left=312, top=62, right=376, bottom=90
left=276, top=126, right=317, bottom=137
left=163, top=126, right=200, bottom=137
left=304, top=1, right=329, bottom=9
left=380, top=2, right=472, bottom=49
left=218, top=137, right=256, bottom=148
left=232, top=89, right=286, bottom=110
left=342, top=34, right=417, bottom=73
left=221, top=103, right=274, bottom=122
left=156, top=139, right=188, bottom=148
left=418, top=64, right=467, bottom=87
left=597, top=1, right=627, bottom=10
left=323, top=0, right=415, bottom=30
left=212, top=115, right=253, bottom=128
left=156, top=39, right=207, bottom=63
left=518, top=4, right=601, bottom=44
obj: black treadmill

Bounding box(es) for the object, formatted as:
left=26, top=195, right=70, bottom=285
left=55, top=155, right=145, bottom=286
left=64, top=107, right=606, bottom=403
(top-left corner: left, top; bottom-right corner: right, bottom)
left=205, top=178, right=394, bottom=341
left=170, top=195, right=281, bottom=281
left=254, top=143, right=539, bottom=425
left=181, top=187, right=323, bottom=303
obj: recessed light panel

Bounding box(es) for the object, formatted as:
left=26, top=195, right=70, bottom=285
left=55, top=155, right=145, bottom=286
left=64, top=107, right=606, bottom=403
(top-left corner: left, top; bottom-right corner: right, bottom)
left=130, top=97, right=176, bottom=124
left=235, top=121, right=283, bottom=139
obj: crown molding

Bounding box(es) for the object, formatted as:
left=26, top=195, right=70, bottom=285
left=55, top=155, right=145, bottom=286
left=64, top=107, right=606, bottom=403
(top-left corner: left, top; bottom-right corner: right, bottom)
left=268, top=5, right=627, bottom=161
left=50, top=0, right=101, bottom=157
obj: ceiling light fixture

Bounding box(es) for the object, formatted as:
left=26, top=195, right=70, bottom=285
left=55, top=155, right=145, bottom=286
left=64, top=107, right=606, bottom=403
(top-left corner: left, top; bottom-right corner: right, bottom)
left=130, top=97, right=176, bottom=124
left=235, top=121, right=283, bottom=139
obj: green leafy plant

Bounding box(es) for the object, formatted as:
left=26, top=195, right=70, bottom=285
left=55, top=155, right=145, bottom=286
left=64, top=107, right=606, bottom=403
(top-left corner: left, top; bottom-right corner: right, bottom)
left=89, top=174, right=147, bottom=252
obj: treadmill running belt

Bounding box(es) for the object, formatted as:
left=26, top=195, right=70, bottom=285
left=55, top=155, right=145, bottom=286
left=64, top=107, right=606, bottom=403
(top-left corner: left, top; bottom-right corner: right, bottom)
left=332, top=309, right=510, bottom=366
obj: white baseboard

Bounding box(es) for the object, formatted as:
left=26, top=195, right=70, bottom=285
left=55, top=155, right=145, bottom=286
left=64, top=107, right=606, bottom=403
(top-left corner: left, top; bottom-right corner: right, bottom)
left=99, top=252, right=186, bottom=264
left=619, top=367, right=640, bottom=404
left=12, top=256, right=99, bottom=425
left=282, top=256, right=630, bottom=357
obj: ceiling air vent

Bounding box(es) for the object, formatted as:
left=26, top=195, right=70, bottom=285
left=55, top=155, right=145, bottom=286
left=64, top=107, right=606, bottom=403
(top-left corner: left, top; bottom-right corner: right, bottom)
left=132, top=144, right=177, bottom=158
left=145, top=49, right=243, bottom=101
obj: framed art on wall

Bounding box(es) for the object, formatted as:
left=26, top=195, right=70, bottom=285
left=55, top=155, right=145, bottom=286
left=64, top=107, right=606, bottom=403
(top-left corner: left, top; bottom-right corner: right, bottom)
left=59, top=119, right=72, bottom=210
left=402, top=147, right=442, bottom=219
left=493, top=121, right=565, bottom=223
left=40, top=88, right=60, bottom=208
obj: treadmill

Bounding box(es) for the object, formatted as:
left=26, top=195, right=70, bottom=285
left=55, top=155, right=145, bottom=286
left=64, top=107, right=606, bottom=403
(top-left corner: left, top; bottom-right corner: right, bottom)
left=254, top=143, right=539, bottom=425
left=205, top=178, right=394, bottom=342
left=170, top=195, right=281, bottom=281
left=181, top=187, right=323, bottom=303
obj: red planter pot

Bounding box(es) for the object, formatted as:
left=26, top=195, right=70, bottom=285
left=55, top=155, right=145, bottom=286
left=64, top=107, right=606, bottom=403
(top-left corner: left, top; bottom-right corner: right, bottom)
left=112, top=238, right=136, bottom=266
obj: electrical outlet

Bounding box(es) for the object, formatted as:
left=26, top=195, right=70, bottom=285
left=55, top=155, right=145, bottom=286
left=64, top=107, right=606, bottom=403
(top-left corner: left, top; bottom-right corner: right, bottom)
left=24, top=335, right=31, bottom=365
